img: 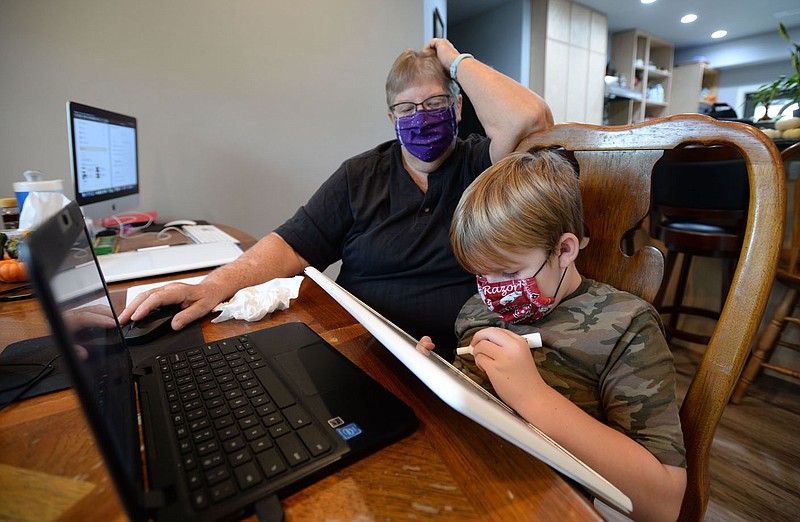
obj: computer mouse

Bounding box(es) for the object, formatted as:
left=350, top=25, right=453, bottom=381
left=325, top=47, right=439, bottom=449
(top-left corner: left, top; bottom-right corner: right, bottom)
left=122, top=305, right=183, bottom=345
left=163, top=219, right=197, bottom=228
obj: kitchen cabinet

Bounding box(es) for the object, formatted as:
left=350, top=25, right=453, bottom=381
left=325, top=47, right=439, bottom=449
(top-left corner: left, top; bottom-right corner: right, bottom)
left=670, top=62, right=720, bottom=115
left=608, top=29, right=673, bottom=125
left=529, top=0, right=607, bottom=125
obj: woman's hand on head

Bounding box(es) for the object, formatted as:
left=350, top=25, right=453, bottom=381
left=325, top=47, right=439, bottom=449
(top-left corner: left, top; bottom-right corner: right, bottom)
left=425, top=38, right=459, bottom=70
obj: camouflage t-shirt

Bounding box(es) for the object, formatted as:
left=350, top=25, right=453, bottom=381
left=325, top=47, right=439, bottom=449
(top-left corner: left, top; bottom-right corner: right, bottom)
left=454, top=277, right=686, bottom=468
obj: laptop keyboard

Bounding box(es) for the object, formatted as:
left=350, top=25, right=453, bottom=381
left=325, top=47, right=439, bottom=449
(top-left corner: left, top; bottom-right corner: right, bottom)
left=155, top=334, right=333, bottom=510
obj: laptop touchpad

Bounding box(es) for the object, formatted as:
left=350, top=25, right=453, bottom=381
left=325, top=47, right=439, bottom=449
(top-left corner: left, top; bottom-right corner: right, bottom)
left=275, top=343, right=364, bottom=396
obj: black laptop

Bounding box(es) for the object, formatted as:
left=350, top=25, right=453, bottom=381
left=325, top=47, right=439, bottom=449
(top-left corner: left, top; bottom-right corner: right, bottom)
left=21, top=201, right=417, bottom=521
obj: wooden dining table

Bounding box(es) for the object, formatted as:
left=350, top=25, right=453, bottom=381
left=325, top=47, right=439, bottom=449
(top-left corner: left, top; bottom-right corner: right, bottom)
left=0, top=225, right=602, bottom=521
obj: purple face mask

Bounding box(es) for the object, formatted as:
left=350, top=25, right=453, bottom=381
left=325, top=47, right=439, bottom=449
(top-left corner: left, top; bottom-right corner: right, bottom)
left=395, top=105, right=458, bottom=163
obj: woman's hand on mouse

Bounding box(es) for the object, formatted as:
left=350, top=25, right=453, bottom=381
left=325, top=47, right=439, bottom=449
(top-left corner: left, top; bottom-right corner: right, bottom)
left=118, top=280, right=227, bottom=330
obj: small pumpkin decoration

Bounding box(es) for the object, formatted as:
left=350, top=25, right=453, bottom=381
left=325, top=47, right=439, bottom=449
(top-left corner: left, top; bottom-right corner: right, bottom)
left=0, top=258, right=26, bottom=282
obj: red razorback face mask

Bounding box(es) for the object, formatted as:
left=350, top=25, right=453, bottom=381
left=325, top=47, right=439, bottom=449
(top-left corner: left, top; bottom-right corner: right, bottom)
left=476, top=259, right=565, bottom=324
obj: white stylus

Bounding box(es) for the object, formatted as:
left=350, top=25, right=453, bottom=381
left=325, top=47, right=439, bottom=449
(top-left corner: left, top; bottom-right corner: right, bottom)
left=456, top=332, right=542, bottom=356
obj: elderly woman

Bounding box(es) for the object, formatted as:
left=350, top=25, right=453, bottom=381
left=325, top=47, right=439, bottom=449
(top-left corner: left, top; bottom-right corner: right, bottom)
left=121, top=38, right=552, bottom=357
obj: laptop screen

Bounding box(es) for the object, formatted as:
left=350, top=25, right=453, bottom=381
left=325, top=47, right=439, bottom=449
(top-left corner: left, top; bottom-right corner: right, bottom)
left=21, top=201, right=143, bottom=516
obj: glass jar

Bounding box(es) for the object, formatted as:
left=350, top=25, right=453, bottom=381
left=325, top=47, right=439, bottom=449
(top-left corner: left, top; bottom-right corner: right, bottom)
left=0, top=197, right=20, bottom=229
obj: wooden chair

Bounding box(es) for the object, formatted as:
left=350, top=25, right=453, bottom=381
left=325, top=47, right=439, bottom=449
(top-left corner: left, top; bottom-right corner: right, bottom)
left=515, top=114, right=784, bottom=522
left=731, top=141, right=800, bottom=403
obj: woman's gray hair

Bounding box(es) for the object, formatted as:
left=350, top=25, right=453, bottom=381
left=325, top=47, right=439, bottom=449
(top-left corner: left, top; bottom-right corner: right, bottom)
left=385, top=47, right=460, bottom=107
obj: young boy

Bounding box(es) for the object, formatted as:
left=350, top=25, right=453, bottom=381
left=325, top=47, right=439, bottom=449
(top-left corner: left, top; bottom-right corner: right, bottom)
left=416, top=151, right=687, bottom=522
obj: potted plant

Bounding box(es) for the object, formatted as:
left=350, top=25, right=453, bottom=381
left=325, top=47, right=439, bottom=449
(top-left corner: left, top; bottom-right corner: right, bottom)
left=752, top=24, right=800, bottom=120
left=752, top=76, right=785, bottom=121
left=778, top=23, right=800, bottom=117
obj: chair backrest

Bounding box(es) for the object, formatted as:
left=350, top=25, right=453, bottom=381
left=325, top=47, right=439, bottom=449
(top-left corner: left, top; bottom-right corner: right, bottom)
left=515, top=114, right=785, bottom=522
left=649, top=149, right=750, bottom=253
left=782, top=142, right=800, bottom=275
left=653, top=156, right=748, bottom=211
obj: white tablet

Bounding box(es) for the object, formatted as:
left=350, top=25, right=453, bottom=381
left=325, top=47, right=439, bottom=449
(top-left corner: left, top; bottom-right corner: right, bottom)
left=303, top=266, right=632, bottom=514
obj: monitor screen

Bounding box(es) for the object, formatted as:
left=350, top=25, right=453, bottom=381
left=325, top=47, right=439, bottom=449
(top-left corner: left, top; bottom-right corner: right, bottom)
left=67, top=102, right=140, bottom=223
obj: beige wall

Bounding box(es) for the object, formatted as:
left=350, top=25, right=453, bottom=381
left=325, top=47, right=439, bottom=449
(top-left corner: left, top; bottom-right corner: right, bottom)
left=0, top=0, right=424, bottom=239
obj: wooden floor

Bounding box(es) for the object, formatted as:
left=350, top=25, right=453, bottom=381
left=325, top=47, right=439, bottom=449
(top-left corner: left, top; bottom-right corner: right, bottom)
left=671, top=344, right=800, bottom=522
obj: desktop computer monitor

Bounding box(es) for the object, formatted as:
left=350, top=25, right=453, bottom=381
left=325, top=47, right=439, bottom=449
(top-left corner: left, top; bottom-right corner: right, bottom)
left=66, top=102, right=140, bottom=223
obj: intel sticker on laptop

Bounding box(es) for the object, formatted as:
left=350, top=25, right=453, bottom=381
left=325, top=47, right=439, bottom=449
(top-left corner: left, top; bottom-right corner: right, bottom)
left=336, top=423, right=362, bottom=440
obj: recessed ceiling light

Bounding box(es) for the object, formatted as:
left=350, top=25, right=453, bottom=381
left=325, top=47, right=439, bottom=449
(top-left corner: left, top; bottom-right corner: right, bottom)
left=641, top=0, right=656, bottom=4
left=681, top=14, right=698, bottom=24
left=711, top=30, right=728, bottom=39
left=773, top=8, right=800, bottom=18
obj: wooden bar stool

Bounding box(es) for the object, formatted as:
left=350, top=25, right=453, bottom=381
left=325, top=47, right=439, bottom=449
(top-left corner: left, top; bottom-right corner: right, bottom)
left=650, top=147, right=749, bottom=344
left=732, top=142, right=800, bottom=403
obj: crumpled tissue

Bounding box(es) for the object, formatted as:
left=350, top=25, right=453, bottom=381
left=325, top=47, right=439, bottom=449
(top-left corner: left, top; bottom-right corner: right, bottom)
left=211, top=275, right=304, bottom=323
left=19, top=191, right=71, bottom=231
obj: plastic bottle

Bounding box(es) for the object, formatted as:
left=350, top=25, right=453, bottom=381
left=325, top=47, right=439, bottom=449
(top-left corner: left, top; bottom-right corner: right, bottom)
left=0, top=197, right=20, bottom=229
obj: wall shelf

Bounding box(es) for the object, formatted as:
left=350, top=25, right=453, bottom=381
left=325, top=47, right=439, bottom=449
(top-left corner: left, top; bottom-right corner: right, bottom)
left=609, top=29, right=673, bottom=125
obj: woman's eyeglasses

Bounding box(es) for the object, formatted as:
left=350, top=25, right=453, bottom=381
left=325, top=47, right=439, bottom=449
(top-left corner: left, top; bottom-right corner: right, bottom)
left=0, top=354, right=60, bottom=412
left=0, top=284, right=33, bottom=302
left=389, top=94, right=452, bottom=118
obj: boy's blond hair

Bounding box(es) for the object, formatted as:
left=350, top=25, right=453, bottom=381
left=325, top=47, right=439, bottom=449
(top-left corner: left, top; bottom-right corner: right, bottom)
left=450, top=150, right=585, bottom=275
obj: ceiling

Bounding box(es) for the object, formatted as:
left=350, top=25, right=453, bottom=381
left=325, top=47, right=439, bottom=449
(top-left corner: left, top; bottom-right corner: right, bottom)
left=447, top=0, right=800, bottom=49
